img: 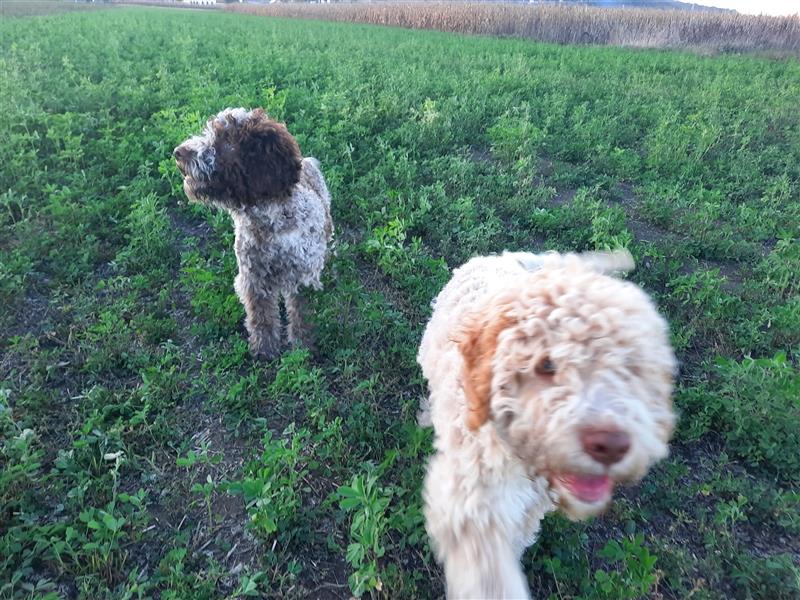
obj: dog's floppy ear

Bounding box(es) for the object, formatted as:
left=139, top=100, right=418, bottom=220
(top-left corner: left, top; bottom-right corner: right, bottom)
left=458, top=310, right=517, bottom=431
left=239, top=109, right=302, bottom=200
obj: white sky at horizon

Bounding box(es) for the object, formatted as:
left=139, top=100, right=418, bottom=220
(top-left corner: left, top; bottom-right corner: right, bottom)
left=696, top=0, right=799, bottom=15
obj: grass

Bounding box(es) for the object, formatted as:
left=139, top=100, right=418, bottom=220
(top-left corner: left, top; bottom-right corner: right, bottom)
left=1, top=6, right=799, bottom=599
left=227, top=1, right=800, bottom=55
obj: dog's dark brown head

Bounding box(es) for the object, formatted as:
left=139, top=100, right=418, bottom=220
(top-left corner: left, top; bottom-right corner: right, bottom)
left=174, top=108, right=302, bottom=209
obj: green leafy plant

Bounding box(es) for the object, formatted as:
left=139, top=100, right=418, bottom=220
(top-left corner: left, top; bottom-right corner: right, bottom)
left=337, top=471, right=394, bottom=597
left=589, top=534, right=660, bottom=600
left=225, top=427, right=309, bottom=539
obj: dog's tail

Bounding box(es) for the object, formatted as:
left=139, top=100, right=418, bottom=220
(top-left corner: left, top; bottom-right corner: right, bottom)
left=508, top=249, right=634, bottom=276
left=507, top=249, right=634, bottom=276
left=300, top=157, right=328, bottom=199
left=579, top=249, right=635, bottom=275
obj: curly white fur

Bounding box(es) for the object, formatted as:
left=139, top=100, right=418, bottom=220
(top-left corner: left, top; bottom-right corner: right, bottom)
left=417, top=251, right=676, bottom=599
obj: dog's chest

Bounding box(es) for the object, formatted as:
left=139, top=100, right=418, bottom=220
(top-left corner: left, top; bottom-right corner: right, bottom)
left=253, top=203, right=299, bottom=235
left=231, top=202, right=324, bottom=285
left=232, top=203, right=305, bottom=246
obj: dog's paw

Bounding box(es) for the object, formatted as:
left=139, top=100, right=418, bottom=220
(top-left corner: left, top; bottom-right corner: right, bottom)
left=289, top=334, right=316, bottom=354
left=287, top=323, right=315, bottom=353
left=248, top=336, right=281, bottom=362
left=250, top=346, right=280, bottom=362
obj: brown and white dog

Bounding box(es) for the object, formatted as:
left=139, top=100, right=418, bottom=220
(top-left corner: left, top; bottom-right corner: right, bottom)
left=174, top=108, right=333, bottom=359
left=417, top=250, right=676, bottom=599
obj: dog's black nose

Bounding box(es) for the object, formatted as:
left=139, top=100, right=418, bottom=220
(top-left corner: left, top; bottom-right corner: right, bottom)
left=581, top=428, right=631, bottom=465
left=173, top=146, right=188, bottom=161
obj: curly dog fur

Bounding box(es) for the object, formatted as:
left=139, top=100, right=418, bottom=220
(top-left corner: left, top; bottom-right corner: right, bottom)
left=417, top=250, right=676, bottom=598
left=174, top=108, right=333, bottom=359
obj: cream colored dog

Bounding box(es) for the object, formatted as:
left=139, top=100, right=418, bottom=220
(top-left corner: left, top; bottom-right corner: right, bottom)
left=417, top=251, right=676, bottom=599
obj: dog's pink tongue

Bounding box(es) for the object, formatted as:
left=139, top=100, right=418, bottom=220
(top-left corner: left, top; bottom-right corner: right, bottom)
left=561, top=474, right=612, bottom=503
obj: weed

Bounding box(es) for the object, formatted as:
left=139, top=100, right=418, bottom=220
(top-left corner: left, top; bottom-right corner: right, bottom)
left=679, top=353, right=800, bottom=482
left=591, top=534, right=660, bottom=600
left=226, top=427, right=309, bottom=541
left=337, top=470, right=393, bottom=597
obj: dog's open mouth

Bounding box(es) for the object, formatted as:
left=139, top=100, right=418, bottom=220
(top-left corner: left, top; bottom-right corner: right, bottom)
left=555, top=473, right=613, bottom=504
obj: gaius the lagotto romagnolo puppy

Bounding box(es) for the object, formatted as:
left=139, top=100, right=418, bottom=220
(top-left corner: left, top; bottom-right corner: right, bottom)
left=174, top=107, right=333, bottom=359
left=417, top=250, right=676, bottom=599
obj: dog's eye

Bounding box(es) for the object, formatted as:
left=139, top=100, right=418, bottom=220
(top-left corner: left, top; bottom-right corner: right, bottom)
left=535, top=356, right=556, bottom=377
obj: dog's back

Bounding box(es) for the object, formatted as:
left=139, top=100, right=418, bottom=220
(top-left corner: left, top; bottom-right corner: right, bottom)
left=299, top=157, right=333, bottom=247
left=417, top=253, right=538, bottom=430
left=418, top=254, right=537, bottom=379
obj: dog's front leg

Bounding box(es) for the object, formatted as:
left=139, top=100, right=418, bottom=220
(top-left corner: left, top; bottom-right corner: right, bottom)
left=284, top=290, right=313, bottom=350
left=438, top=524, right=530, bottom=600
left=424, top=455, right=532, bottom=599
left=235, top=273, right=281, bottom=360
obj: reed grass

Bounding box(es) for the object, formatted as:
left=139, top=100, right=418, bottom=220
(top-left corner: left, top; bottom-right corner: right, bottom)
left=227, top=2, right=800, bottom=54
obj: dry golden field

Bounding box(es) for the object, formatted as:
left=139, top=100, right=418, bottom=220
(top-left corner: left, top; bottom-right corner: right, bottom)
left=227, top=1, right=800, bottom=54
left=0, top=0, right=112, bottom=18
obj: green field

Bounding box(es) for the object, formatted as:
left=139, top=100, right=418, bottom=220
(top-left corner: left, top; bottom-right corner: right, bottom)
left=1, top=7, right=799, bottom=599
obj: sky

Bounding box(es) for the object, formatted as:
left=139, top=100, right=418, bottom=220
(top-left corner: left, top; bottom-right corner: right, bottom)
left=698, top=0, right=799, bottom=15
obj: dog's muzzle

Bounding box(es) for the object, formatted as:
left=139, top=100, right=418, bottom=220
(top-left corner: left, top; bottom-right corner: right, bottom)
left=173, top=146, right=190, bottom=175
